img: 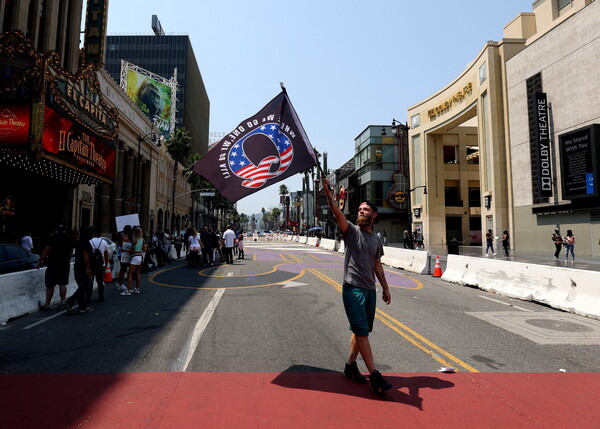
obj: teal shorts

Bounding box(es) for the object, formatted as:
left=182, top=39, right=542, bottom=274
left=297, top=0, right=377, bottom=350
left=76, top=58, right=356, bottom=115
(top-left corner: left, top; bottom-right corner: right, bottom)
left=342, top=285, right=376, bottom=337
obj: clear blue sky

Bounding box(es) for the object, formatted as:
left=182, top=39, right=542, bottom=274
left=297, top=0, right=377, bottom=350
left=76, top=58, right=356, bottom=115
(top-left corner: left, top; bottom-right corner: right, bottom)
left=105, top=0, right=529, bottom=216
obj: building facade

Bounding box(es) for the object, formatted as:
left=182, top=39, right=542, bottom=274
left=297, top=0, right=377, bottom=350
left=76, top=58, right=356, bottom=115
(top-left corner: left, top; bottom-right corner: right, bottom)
left=506, top=0, right=600, bottom=257
left=0, top=0, right=115, bottom=244
left=0, top=1, right=195, bottom=246
left=406, top=0, right=597, bottom=255
left=353, top=125, right=408, bottom=243
left=104, top=30, right=210, bottom=156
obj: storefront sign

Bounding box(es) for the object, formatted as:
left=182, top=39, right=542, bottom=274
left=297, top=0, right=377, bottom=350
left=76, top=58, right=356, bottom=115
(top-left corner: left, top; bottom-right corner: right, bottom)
left=83, top=0, right=109, bottom=65
left=534, top=93, right=552, bottom=197
left=428, top=82, right=473, bottom=119
left=0, top=105, right=30, bottom=146
left=45, top=55, right=118, bottom=144
left=559, top=124, right=599, bottom=199
left=42, top=107, right=115, bottom=180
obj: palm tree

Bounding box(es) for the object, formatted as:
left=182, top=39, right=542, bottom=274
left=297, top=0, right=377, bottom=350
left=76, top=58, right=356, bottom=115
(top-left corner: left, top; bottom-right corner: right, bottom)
left=166, top=128, right=192, bottom=232
left=279, top=184, right=289, bottom=227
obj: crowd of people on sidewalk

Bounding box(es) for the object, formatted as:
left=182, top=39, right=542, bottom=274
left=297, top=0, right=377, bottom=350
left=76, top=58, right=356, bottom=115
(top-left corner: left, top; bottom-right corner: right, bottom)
left=35, top=222, right=247, bottom=314
left=402, top=228, right=424, bottom=250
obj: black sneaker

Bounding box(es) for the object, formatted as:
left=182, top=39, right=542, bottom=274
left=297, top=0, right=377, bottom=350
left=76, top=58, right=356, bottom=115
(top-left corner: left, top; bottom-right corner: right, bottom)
left=38, top=301, right=50, bottom=311
left=370, top=370, right=392, bottom=393
left=343, top=362, right=366, bottom=384
left=63, top=301, right=75, bottom=314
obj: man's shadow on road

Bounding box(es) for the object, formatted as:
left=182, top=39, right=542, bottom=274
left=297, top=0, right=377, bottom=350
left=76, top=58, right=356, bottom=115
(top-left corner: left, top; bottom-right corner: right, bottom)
left=271, top=365, right=454, bottom=409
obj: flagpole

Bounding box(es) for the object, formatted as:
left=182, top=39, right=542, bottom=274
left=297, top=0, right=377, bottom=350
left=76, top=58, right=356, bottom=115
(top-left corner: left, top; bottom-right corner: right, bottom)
left=279, top=82, right=325, bottom=179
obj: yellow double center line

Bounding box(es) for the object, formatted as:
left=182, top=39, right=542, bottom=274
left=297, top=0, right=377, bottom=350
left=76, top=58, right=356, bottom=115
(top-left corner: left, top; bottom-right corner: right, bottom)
left=308, top=268, right=479, bottom=373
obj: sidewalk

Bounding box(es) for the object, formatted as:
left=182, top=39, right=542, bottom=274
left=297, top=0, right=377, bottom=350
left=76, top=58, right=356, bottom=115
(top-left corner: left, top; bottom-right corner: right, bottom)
left=387, top=243, right=600, bottom=273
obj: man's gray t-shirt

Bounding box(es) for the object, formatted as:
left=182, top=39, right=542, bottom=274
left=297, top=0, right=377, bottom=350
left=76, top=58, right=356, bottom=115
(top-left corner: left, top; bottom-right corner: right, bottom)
left=342, top=222, right=384, bottom=290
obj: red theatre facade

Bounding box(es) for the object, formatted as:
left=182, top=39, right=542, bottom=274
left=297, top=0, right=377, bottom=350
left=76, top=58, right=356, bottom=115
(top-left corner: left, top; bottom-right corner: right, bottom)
left=0, top=29, right=118, bottom=242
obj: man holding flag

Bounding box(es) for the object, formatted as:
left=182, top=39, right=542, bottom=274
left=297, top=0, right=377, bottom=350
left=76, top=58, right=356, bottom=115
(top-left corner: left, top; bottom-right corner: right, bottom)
left=192, top=89, right=317, bottom=203
left=322, top=175, right=393, bottom=394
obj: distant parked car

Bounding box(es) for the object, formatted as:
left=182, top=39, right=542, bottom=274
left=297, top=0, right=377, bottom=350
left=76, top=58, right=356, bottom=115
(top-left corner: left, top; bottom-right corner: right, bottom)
left=0, top=243, right=40, bottom=274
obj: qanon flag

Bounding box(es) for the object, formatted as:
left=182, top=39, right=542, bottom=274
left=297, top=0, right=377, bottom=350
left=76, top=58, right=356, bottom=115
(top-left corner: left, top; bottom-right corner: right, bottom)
left=193, top=90, right=318, bottom=203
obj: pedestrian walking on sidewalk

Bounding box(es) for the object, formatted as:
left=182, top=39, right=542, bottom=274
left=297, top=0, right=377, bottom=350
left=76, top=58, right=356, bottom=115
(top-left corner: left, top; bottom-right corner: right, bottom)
left=502, top=230, right=510, bottom=257
left=89, top=227, right=109, bottom=303
left=322, top=176, right=392, bottom=394
left=122, top=227, right=146, bottom=295
left=552, top=228, right=563, bottom=259
left=63, top=228, right=94, bottom=314
left=564, top=229, right=575, bottom=263
left=37, top=224, right=72, bottom=310
left=485, top=229, right=496, bottom=257
left=237, top=233, right=245, bottom=260
left=117, top=225, right=132, bottom=293
left=222, top=225, right=236, bottom=264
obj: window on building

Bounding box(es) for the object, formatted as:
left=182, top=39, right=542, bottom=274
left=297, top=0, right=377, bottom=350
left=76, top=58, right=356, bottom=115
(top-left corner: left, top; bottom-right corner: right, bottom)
left=443, top=146, right=458, bottom=164
left=412, top=134, right=423, bottom=205
left=479, top=62, right=487, bottom=84
left=466, top=146, right=480, bottom=164
left=411, top=114, right=420, bottom=129
left=557, top=0, right=572, bottom=12
left=468, top=187, right=481, bottom=207
left=445, top=187, right=462, bottom=207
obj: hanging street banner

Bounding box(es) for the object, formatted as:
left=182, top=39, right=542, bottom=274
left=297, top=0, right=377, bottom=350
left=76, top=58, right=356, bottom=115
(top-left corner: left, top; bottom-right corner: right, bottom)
left=192, top=90, right=318, bottom=203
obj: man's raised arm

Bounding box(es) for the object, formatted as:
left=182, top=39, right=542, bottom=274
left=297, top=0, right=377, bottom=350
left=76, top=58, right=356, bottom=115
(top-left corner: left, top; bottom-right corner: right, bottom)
left=322, top=177, right=348, bottom=234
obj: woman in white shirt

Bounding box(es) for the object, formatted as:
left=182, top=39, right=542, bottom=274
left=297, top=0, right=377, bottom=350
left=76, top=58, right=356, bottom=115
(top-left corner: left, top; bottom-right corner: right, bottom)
left=188, top=228, right=202, bottom=268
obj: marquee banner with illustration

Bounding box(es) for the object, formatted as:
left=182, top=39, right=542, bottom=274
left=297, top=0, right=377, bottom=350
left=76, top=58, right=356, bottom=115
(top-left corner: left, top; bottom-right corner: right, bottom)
left=42, top=106, right=116, bottom=180
left=121, top=61, right=177, bottom=137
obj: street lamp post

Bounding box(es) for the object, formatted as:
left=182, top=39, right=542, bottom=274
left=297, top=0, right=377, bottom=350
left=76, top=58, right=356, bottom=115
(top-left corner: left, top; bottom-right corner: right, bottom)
left=389, top=119, right=412, bottom=230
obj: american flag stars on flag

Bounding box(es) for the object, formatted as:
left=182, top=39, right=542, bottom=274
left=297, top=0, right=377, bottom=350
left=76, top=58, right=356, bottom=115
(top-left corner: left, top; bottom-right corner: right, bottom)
left=228, top=123, right=294, bottom=188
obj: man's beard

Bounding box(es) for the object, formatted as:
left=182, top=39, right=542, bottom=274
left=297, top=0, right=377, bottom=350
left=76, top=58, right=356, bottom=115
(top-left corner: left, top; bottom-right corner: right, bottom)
left=357, top=214, right=372, bottom=227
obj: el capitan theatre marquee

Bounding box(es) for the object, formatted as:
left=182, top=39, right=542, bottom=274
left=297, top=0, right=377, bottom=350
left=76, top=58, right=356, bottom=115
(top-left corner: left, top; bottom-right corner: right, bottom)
left=0, top=29, right=119, bottom=184
left=42, top=106, right=116, bottom=179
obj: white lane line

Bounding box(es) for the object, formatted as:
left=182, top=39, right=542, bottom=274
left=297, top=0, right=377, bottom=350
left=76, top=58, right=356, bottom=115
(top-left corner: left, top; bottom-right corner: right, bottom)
left=23, top=310, right=66, bottom=330
left=172, top=288, right=225, bottom=372
left=478, top=295, right=532, bottom=312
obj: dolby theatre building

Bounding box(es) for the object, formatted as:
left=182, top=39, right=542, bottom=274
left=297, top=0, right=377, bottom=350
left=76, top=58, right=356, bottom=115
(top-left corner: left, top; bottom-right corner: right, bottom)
left=407, top=0, right=600, bottom=257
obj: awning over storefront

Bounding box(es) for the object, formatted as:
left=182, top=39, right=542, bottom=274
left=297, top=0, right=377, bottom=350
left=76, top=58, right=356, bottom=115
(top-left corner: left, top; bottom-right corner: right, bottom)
left=0, top=152, right=105, bottom=185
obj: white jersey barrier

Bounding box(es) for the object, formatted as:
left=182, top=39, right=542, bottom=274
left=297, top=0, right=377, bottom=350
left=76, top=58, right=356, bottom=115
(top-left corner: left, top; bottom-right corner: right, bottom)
left=380, top=247, right=431, bottom=275
left=303, top=238, right=429, bottom=275
left=442, top=255, right=600, bottom=319
left=307, top=237, right=319, bottom=247
left=0, top=264, right=79, bottom=324
left=319, top=238, right=336, bottom=251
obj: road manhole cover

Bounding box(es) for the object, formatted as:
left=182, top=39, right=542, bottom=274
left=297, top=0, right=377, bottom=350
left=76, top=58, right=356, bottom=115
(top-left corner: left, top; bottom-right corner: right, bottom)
left=525, top=318, right=594, bottom=332
left=466, top=311, right=600, bottom=344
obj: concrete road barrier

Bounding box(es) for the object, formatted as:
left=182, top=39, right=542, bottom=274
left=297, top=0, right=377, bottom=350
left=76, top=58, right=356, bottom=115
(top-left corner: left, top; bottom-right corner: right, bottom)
left=0, top=264, right=79, bottom=324
left=380, top=247, right=431, bottom=275
left=319, top=238, right=336, bottom=251
left=443, top=255, right=600, bottom=319
left=307, top=237, right=319, bottom=247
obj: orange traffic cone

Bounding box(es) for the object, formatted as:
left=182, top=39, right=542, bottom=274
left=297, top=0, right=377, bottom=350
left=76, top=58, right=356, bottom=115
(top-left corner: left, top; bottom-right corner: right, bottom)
left=104, top=261, right=113, bottom=282
left=432, top=256, right=443, bottom=277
